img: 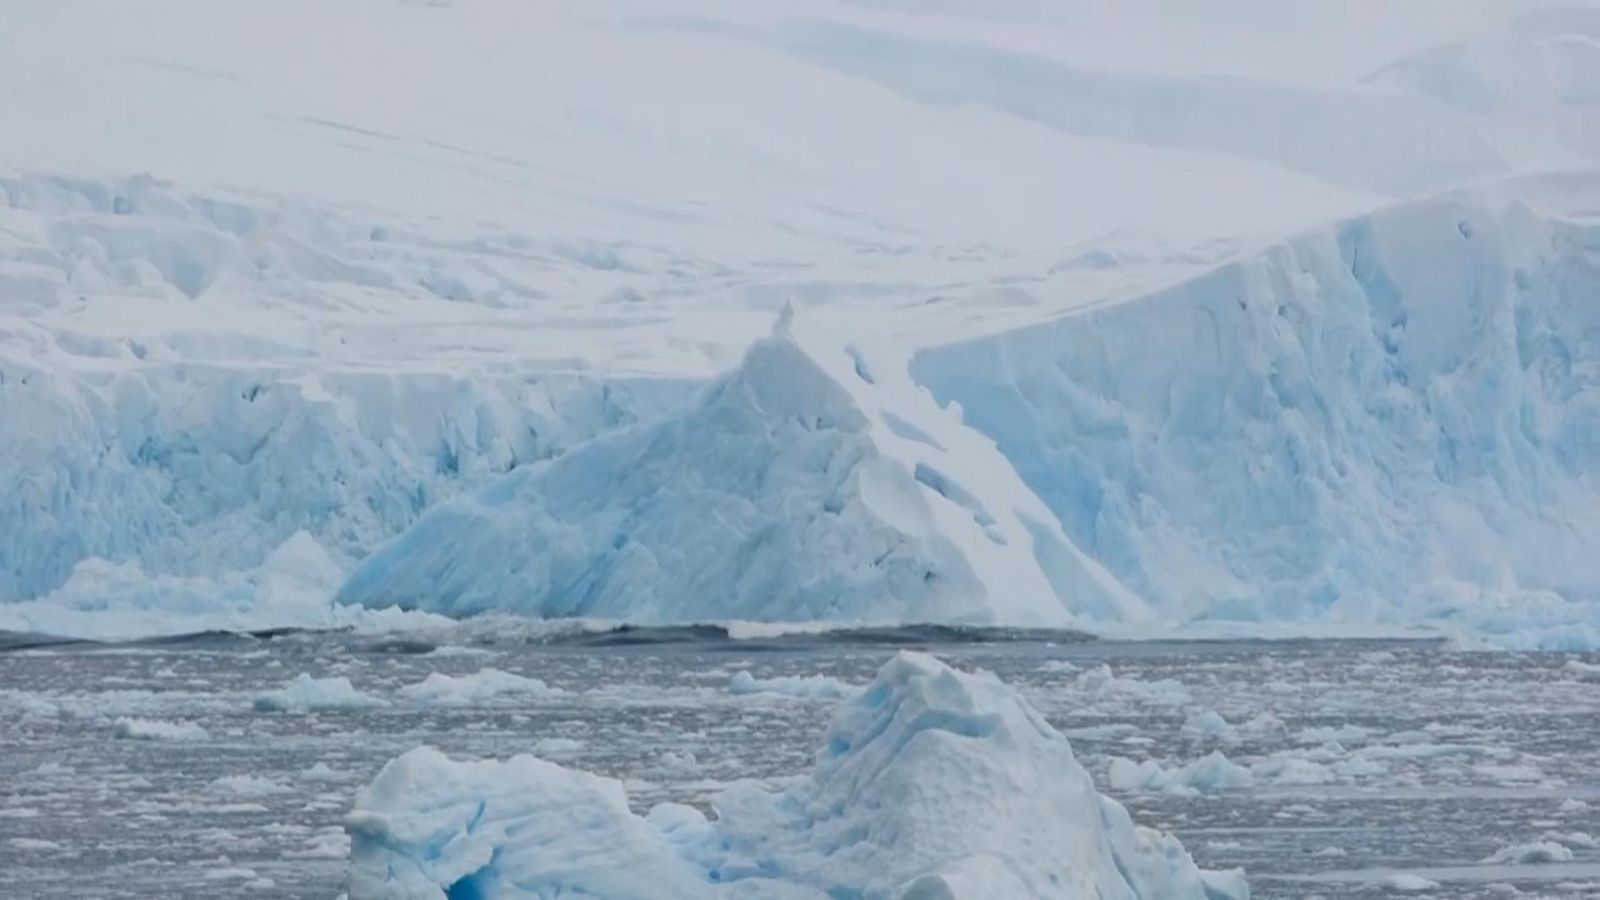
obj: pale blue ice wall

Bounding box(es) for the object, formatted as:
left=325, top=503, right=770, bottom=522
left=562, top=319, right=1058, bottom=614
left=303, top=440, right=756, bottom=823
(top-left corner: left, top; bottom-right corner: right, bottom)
left=0, top=174, right=699, bottom=604
left=0, top=364, right=692, bottom=602
left=911, top=184, right=1600, bottom=625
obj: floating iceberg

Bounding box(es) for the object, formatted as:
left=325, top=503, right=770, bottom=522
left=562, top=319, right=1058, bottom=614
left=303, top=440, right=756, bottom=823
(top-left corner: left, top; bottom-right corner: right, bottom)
left=347, top=652, right=1245, bottom=900
left=395, top=669, right=562, bottom=707
left=337, top=315, right=1144, bottom=626
left=253, top=673, right=386, bottom=713
left=727, top=670, right=855, bottom=701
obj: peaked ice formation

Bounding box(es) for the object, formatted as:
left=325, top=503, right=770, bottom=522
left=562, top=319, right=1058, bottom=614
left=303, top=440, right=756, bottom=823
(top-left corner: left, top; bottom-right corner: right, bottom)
left=346, top=651, right=1245, bottom=900
left=337, top=315, right=1145, bottom=625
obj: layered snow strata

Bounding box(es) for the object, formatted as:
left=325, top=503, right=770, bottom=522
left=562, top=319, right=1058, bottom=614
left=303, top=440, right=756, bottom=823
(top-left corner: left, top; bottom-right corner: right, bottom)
left=910, top=174, right=1600, bottom=644
left=338, top=315, right=1144, bottom=625
left=346, top=651, right=1244, bottom=900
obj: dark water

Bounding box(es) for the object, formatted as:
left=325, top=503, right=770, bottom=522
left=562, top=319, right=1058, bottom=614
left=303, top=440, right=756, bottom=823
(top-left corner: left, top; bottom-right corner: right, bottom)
left=2, top=626, right=1597, bottom=898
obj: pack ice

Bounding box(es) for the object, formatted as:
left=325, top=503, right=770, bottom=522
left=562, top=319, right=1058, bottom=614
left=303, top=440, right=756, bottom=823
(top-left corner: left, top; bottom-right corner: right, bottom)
left=346, top=651, right=1246, bottom=900
left=912, top=175, right=1600, bottom=646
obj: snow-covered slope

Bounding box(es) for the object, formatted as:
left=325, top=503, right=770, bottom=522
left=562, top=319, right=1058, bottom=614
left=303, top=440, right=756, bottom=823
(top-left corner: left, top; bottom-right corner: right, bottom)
left=912, top=174, right=1600, bottom=647
left=347, top=652, right=1245, bottom=899
left=338, top=314, right=1144, bottom=625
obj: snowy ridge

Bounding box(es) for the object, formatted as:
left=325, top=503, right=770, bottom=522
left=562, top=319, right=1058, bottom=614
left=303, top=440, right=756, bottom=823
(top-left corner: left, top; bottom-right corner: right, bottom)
left=346, top=651, right=1245, bottom=899
left=338, top=313, right=1145, bottom=625
left=912, top=173, right=1600, bottom=646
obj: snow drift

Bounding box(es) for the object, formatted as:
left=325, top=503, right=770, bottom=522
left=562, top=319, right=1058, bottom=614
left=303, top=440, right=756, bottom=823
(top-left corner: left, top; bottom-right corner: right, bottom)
left=337, top=313, right=1143, bottom=625
left=346, top=651, right=1245, bottom=900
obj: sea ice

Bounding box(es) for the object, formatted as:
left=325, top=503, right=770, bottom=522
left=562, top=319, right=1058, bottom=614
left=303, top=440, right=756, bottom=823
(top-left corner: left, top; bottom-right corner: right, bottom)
left=1481, top=840, right=1574, bottom=864
left=111, top=716, right=209, bottom=742
left=253, top=674, right=385, bottom=713
left=394, top=669, right=561, bottom=707
left=1108, top=751, right=1255, bottom=795
left=1381, top=873, right=1441, bottom=891
left=727, top=670, right=854, bottom=700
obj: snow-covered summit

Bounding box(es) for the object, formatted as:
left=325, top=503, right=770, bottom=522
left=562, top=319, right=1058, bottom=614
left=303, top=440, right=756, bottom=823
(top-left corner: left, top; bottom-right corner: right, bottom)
left=346, top=651, right=1245, bottom=899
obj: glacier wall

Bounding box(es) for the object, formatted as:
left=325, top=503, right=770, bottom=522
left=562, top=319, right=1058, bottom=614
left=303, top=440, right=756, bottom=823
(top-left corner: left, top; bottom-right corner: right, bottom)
left=0, top=172, right=701, bottom=607
left=0, top=362, right=689, bottom=603
left=911, top=176, right=1600, bottom=643
left=337, top=317, right=1146, bottom=626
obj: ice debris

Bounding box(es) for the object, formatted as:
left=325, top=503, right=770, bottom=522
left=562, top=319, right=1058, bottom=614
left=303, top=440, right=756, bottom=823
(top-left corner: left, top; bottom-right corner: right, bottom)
left=394, top=669, right=560, bottom=707
left=253, top=674, right=385, bottom=713
left=111, top=717, right=209, bottom=742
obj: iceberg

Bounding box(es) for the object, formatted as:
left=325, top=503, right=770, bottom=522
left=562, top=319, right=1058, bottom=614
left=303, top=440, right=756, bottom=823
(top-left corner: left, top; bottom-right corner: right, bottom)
left=347, top=652, right=1245, bottom=900
left=337, top=314, right=1144, bottom=626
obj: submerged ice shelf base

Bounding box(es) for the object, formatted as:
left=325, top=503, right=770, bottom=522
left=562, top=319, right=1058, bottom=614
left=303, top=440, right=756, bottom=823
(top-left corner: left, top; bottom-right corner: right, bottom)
left=347, top=652, right=1246, bottom=900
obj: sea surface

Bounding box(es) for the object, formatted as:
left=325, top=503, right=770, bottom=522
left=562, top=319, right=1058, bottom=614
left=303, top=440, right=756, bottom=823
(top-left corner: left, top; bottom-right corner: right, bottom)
left=2, top=625, right=1597, bottom=899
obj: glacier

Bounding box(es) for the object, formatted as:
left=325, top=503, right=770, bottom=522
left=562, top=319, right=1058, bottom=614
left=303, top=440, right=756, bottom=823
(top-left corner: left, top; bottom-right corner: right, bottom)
left=346, top=651, right=1247, bottom=900
left=910, top=174, right=1600, bottom=646
left=337, top=173, right=1600, bottom=644
left=337, top=312, right=1145, bottom=625
left=1, top=0, right=1598, bottom=646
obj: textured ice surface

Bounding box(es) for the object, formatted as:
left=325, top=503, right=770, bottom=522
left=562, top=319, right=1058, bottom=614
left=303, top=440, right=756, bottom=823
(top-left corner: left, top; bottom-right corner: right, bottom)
left=912, top=175, right=1600, bottom=647
left=394, top=669, right=561, bottom=707
left=347, top=651, right=1239, bottom=899
left=338, top=320, right=1142, bottom=625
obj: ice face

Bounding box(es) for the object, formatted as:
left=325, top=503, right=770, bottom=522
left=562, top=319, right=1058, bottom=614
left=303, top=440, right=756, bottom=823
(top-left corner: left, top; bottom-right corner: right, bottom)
left=911, top=175, right=1600, bottom=647
left=346, top=651, right=1244, bottom=900
left=336, top=321, right=1144, bottom=626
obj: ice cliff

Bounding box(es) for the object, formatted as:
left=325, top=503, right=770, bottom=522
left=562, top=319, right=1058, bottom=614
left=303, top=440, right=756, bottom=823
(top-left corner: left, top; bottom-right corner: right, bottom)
left=912, top=174, right=1600, bottom=646
left=346, top=651, right=1246, bottom=900
left=337, top=313, right=1144, bottom=625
